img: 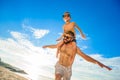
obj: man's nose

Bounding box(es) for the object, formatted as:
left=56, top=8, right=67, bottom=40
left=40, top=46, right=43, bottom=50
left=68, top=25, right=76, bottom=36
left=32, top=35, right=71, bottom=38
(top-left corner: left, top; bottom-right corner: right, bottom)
left=63, top=38, right=67, bottom=40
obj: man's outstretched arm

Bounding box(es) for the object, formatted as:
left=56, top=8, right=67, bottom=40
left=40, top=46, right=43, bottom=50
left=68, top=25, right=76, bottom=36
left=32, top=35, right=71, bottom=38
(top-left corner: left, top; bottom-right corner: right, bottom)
left=76, top=47, right=112, bottom=71
left=42, top=41, right=63, bottom=49
left=42, top=45, right=57, bottom=48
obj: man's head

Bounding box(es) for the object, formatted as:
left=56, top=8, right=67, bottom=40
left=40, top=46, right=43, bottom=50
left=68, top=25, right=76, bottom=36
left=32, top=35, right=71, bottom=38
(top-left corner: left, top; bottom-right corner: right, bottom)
left=63, top=31, right=75, bottom=44
left=62, top=12, right=71, bottom=22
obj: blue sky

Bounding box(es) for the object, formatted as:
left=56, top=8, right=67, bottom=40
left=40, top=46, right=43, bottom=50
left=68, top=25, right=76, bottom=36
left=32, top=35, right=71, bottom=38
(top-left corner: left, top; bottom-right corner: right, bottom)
left=0, top=0, right=120, bottom=57
left=0, top=0, right=120, bottom=80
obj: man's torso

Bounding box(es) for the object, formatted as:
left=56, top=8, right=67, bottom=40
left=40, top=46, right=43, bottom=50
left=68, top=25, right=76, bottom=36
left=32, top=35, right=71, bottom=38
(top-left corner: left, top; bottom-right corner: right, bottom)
left=59, top=43, right=76, bottom=67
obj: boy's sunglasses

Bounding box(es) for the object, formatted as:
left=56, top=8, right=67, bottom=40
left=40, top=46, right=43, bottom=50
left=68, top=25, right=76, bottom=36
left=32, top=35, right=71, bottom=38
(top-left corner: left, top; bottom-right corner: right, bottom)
left=62, top=14, right=70, bottom=18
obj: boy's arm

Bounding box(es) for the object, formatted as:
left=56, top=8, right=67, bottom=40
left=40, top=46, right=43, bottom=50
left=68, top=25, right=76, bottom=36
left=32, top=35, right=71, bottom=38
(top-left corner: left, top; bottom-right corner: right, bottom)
left=76, top=47, right=112, bottom=71
left=74, top=23, right=86, bottom=39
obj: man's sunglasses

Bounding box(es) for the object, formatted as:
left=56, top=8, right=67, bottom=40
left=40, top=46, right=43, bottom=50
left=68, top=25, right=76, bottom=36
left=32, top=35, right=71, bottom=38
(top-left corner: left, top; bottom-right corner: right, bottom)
left=63, top=35, right=72, bottom=39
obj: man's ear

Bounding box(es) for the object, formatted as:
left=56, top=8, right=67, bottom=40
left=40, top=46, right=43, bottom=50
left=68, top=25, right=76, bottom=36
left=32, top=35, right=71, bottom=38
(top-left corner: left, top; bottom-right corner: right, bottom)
left=71, top=38, right=74, bottom=41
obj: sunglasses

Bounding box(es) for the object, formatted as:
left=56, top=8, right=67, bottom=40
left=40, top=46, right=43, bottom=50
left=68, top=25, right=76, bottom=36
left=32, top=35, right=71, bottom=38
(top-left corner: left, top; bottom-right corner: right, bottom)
left=62, top=14, right=70, bottom=18
left=63, top=35, right=72, bottom=39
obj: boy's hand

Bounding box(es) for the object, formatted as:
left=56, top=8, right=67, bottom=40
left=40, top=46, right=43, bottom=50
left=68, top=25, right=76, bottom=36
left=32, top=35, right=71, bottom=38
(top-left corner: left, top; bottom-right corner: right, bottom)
left=81, top=34, right=86, bottom=40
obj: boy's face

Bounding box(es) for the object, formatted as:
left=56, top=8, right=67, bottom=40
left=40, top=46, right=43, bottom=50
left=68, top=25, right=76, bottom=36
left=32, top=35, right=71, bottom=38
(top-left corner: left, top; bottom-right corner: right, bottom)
left=63, top=14, right=71, bottom=22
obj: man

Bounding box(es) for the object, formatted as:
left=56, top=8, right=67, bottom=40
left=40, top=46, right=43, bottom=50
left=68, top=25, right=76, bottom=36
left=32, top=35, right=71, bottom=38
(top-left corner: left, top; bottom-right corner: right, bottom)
left=43, top=31, right=112, bottom=80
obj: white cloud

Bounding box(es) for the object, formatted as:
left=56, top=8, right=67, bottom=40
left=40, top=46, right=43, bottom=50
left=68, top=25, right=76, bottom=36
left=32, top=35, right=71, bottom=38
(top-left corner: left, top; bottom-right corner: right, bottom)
left=0, top=29, right=120, bottom=80
left=22, top=23, right=49, bottom=39
left=10, top=31, right=27, bottom=40
left=10, top=31, right=34, bottom=50
left=80, top=45, right=88, bottom=50
left=30, top=28, right=49, bottom=39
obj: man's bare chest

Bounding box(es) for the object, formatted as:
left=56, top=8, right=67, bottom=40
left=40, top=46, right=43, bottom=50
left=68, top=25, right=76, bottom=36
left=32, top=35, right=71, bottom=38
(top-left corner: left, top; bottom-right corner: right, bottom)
left=60, top=45, right=73, bottom=56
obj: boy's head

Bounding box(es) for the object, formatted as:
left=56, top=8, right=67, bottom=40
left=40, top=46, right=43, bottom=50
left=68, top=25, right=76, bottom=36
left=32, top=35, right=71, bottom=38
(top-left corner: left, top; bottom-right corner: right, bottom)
left=62, top=12, right=71, bottom=18
left=62, top=12, right=71, bottom=22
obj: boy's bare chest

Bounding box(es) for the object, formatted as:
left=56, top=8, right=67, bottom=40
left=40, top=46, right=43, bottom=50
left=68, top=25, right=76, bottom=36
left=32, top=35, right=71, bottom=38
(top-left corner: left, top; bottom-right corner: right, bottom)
left=64, top=24, right=74, bottom=32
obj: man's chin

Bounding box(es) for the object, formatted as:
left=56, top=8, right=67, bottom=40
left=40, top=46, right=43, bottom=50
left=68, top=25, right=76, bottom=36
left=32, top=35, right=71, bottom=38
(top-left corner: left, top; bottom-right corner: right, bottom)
left=63, top=41, right=67, bottom=44
left=64, top=41, right=70, bottom=44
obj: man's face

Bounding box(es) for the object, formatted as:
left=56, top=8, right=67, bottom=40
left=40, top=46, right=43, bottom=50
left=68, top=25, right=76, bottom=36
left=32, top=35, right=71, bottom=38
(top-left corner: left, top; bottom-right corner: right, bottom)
left=63, top=34, right=73, bottom=44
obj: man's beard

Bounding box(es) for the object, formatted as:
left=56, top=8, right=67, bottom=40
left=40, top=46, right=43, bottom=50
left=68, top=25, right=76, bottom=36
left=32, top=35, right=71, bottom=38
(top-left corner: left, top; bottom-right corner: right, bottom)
left=63, top=40, right=71, bottom=44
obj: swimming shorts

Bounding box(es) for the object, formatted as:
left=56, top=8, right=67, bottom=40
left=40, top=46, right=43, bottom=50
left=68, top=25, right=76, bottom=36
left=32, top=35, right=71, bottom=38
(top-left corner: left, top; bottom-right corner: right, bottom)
left=55, top=62, right=72, bottom=80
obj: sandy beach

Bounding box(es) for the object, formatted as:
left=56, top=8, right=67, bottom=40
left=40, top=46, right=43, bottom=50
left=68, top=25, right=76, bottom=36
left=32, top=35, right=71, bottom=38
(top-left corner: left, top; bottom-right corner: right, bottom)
left=0, top=66, right=28, bottom=80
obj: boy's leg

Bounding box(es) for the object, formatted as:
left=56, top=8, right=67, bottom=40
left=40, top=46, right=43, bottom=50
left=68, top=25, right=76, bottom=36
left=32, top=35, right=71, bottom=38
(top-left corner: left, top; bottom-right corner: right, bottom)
left=56, top=41, right=64, bottom=58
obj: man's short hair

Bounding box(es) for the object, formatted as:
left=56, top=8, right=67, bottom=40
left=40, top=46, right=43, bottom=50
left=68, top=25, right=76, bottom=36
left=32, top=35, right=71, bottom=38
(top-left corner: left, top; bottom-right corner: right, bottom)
left=65, top=31, right=75, bottom=38
left=65, top=31, right=76, bottom=42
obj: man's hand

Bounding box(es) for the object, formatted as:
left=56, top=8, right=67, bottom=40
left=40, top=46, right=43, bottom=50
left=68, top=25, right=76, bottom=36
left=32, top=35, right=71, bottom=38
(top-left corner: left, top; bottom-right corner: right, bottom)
left=42, top=46, right=47, bottom=48
left=96, top=62, right=112, bottom=71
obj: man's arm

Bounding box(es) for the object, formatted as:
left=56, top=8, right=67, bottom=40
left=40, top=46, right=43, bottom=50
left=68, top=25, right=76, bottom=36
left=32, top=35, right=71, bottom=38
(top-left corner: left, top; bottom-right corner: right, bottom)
left=76, top=47, right=112, bottom=71
left=42, top=42, right=62, bottom=49
left=42, top=45, right=57, bottom=48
